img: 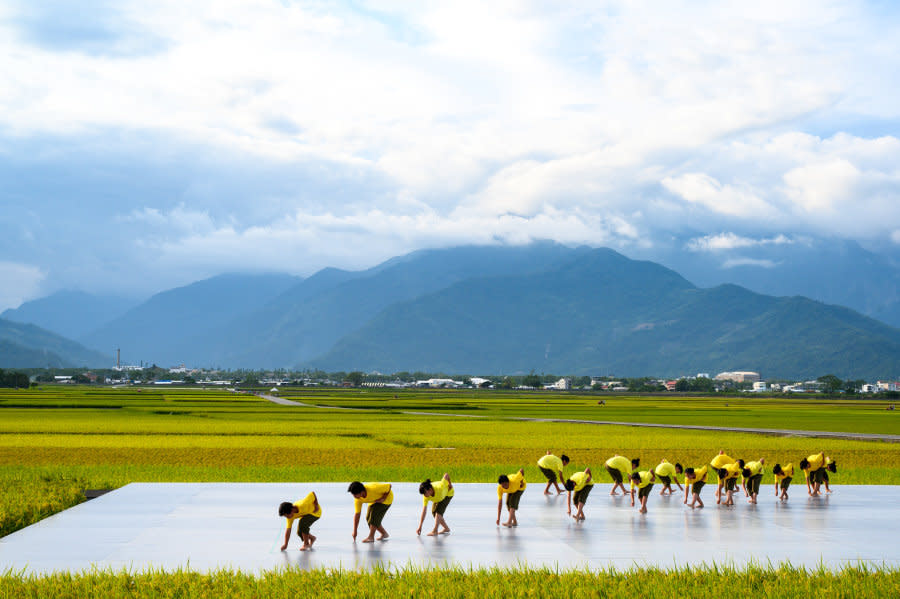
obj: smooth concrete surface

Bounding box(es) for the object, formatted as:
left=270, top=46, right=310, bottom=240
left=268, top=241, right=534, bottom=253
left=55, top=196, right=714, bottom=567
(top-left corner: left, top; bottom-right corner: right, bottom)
left=0, top=483, right=896, bottom=574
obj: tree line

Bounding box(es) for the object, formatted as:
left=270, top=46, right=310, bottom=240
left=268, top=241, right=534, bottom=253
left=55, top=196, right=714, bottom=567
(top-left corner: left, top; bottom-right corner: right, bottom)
left=0, top=369, right=30, bottom=388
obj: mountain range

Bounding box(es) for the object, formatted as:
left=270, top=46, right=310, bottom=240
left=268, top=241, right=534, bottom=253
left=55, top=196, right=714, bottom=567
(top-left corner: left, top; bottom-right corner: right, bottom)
left=3, top=242, right=900, bottom=379
left=0, top=318, right=110, bottom=368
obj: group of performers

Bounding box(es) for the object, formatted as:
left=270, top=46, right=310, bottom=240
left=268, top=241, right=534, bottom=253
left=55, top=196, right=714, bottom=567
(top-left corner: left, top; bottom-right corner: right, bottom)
left=277, top=450, right=836, bottom=550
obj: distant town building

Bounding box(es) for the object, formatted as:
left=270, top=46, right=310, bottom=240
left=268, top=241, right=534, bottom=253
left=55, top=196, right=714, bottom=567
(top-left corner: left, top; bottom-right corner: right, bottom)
left=470, top=377, right=492, bottom=388
left=696, top=373, right=710, bottom=379
left=545, top=378, right=571, bottom=390
left=877, top=381, right=900, bottom=392
left=416, top=378, right=463, bottom=388
left=715, top=371, right=761, bottom=383
left=752, top=381, right=767, bottom=392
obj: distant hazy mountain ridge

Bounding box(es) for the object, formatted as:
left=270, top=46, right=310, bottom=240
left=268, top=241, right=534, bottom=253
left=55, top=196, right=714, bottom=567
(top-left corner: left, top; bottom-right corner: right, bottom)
left=0, top=318, right=110, bottom=368
left=4, top=243, right=900, bottom=379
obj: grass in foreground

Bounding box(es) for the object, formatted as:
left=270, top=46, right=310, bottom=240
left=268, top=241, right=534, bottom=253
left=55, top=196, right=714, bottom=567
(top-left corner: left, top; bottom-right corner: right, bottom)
left=1, top=565, right=899, bottom=598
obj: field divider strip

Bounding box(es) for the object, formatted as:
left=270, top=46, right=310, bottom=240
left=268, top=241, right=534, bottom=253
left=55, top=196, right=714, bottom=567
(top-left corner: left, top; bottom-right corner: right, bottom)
left=505, top=417, right=900, bottom=443
left=257, top=393, right=900, bottom=442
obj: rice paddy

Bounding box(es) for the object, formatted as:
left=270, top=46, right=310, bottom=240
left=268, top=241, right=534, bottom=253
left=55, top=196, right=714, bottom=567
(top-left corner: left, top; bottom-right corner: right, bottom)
left=2, top=385, right=899, bottom=591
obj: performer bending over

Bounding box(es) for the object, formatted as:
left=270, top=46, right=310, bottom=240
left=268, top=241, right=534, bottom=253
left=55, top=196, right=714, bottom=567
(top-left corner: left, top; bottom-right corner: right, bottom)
left=417, top=473, right=454, bottom=536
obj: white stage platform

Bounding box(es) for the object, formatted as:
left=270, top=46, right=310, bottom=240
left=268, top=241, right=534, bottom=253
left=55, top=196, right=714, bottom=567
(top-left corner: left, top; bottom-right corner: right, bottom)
left=0, top=483, right=896, bottom=573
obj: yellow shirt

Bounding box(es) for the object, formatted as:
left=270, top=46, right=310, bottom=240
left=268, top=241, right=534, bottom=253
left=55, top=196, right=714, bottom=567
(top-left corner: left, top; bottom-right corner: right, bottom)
left=630, top=471, right=654, bottom=489
left=285, top=492, right=321, bottom=529
left=775, top=463, right=794, bottom=483
left=353, top=482, right=393, bottom=513
left=825, top=456, right=834, bottom=467
left=497, top=471, right=526, bottom=498
left=568, top=471, right=593, bottom=492
left=721, top=463, right=741, bottom=480
left=711, top=453, right=735, bottom=469
left=806, top=453, right=825, bottom=471
left=423, top=479, right=455, bottom=505
left=688, top=466, right=708, bottom=485
left=655, top=461, right=677, bottom=478
left=745, top=461, right=764, bottom=477
left=538, top=454, right=564, bottom=472
left=605, top=456, right=632, bottom=476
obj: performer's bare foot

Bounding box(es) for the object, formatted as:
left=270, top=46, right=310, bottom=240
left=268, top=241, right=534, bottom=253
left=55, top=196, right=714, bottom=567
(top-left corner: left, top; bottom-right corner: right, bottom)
left=362, top=537, right=375, bottom=543
left=377, top=533, right=389, bottom=541
left=426, top=530, right=437, bottom=536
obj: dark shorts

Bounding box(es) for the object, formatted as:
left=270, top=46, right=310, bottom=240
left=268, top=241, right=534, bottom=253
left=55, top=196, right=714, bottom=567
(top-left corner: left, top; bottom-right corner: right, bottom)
left=297, top=514, right=319, bottom=535
left=658, top=475, right=671, bottom=486
left=432, top=495, right=452, bottom=516
left=365, top=502, right=390, bottom=527
left=506, top=489, right=524, bottom=510
left=692, top=481, right=706, bottom=495
left=748, top=474, right=763, bottom=495
left=780, top=477, right=792, bottom=490
left=606, top=465, right=623, bottom=484
left=637, top=484, right=653, bottom=499
left=813, top=468, right=826, bottom=484
left=539, top=467, right=558, bottom=483
left=823, top=471, right=830, bottom=483
left=725, top=478, right=737, bottom=492
left=573, top=485, right=593, bottom=506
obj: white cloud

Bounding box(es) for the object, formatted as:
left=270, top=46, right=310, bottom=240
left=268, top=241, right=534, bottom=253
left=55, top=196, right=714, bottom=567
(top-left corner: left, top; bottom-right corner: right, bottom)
left=721, top=258, right=778, bottom=269
left=661, top=174, right=776, bottom=219
left=0, top=262, right=45, bottom=312
left=118, top=205, right=216, bottom=236
left=686, top=233, right=794, bottom=252
left=131, top=206, right=643, bottom=275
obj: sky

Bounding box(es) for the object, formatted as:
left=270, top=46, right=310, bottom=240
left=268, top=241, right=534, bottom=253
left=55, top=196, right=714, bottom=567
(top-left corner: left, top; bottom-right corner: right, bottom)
left=1, top=0, right=899, bottom=311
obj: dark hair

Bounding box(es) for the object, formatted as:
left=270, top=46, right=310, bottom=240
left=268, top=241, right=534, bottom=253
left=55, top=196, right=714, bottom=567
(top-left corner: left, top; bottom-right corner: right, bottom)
left=674, top=463, right=683, bottom=473
left=564, top=479, right=576, bottom=491
left=741, top=468, right=751, bottom=478
left=772, top=464, right=783, bottom=475
left=736, top=459, right=745, bottom=468
left=419, top=479, right=433, bottom=495
left=685, top=467, right=695, bottom=477
left=498, top=474, right=509, bottom=485
left=631, top=458, right=640, bottom=468
left=561, top=454, right=570, bottom=464
left=278, top=501, right=294, bottom=517
left=799, top=459, right=810, bottom=470
left=717, top=468, right=727, bottom=479
left=827, top=461, right=837, bottom=473
left=347, top=481, right=365, bottom=495
left=630, top=471, right=641, bottom=481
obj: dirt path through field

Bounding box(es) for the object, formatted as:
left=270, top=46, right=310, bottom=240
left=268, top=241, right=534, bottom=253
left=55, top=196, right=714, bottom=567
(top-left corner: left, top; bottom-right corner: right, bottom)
left=257, top=394, right=900, bottom=442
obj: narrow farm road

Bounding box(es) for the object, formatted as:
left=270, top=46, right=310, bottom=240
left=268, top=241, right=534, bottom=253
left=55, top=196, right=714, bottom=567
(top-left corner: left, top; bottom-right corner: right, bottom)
left=256, top=393, right=900, bottom=442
